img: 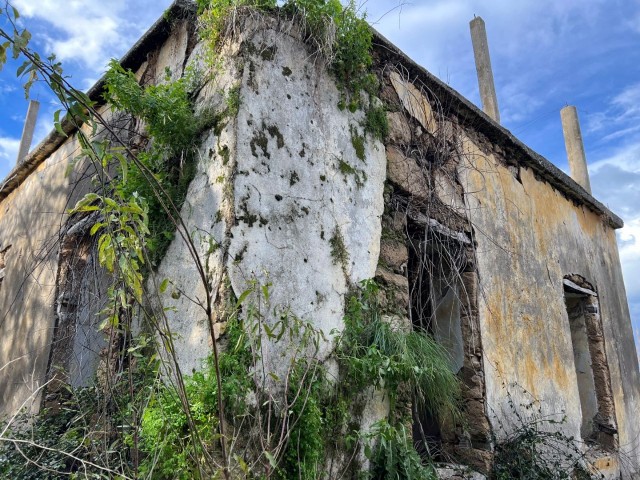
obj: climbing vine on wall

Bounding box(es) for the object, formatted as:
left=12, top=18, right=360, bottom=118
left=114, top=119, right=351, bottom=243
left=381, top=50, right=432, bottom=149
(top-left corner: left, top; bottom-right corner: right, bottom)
left=0, top=1, right=451, bottom=479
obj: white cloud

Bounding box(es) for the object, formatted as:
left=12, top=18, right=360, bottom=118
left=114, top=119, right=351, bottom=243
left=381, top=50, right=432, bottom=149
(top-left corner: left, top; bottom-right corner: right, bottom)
left=0, top=136, right=20, bottom=169
left=0, top=81, right=17, bottom=94
left=11, top=0, right=172, bottom=70
left=589, top=141, right=640, bottom=353
left=587, top=82, right=640, bottom=142
left=618, top=219, right=640, bottom=300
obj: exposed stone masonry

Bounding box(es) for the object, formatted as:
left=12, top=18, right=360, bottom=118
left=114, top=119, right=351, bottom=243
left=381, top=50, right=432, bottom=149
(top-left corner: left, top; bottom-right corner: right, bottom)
left=375, top=64, right=493, bottom=472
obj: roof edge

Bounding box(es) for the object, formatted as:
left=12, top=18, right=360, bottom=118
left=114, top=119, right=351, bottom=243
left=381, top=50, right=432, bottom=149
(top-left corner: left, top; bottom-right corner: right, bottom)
left=0, top=5, right=625, bottom=230
left=0, top=0, right=196, bottom=203
left=371, top=29, right=624, bottom=230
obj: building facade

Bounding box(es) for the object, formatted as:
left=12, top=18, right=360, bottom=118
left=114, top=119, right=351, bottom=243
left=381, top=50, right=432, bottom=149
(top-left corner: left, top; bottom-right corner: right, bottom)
left=0, top=1, right=638, bottom=477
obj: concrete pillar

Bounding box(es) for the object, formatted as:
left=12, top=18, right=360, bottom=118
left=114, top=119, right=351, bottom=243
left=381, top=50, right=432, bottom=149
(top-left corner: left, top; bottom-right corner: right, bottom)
left=16, top=99, right=40, bottom=164
left=560, top=105, right=592, bottom=194
left=470, top=16, right=500, bottom=123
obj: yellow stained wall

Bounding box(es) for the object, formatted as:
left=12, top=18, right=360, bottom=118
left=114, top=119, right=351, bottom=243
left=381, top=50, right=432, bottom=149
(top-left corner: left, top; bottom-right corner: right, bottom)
left=459, top=131, right=640, bottom=469
left=0, top=18, right=193, bottom=416
left=0, top=137, right=85, bottom=415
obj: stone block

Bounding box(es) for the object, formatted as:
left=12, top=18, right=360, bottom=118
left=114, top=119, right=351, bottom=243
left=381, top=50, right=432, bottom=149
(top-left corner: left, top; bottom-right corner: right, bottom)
left=465, top=400, right=491, bottom=440
left=375, top=266, right=409, bottom=290
left=387, top=111, right=412, bottom=144
left=386, top=146, right=429, bottom=201
left=390, top=71, right=437, bottom=134
left=436, top=464, right=486, bottom=480
left=435, top=170, right=466, bottom=214
left=452, top=447, right=494, bottom=476
left=379, top=239, right=408, bottom=272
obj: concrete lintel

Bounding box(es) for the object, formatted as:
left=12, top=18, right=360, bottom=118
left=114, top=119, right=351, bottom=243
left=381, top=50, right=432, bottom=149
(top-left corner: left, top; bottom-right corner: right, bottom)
left=407, top=209, right=471, bottom=244
left=563, top=278, right=597, bottom=297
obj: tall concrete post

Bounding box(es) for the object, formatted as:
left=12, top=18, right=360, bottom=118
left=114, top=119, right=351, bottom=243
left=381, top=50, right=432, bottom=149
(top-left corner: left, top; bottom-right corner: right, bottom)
left=560, top=105, right=592, bottom=194
left=16, top=99, right=40, bottom=164
left=470, top=16, right=500, bottom=123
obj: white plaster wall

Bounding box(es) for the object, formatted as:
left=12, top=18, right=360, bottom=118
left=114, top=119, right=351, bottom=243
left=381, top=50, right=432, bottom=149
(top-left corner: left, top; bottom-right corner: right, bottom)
left=226, top=26, right=386, bottom=378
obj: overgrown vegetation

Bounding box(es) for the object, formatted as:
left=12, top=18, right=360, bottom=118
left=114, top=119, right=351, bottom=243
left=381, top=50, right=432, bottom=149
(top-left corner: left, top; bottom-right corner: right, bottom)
left=101, top=61, right=204, bottom=266
left=365, top=421, right=438, bottom=480
left=337, top=280, right=460, bottom=421
left=335, top=280, right=459, bottom=479
left=197, top=0, right=386, bottom=139
left=1, top=0, right=454, bottom=479
left=0, top=392, right=105, bottom=479
left=491, top=386, right=605, bottom=480
left=131, top=278, right=460, bottom=479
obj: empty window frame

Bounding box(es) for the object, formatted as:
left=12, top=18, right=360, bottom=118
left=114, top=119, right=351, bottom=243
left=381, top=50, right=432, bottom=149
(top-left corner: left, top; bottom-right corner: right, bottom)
left=408, top=225, right=468, bottom=460
left=46, top=216, right=110, bottom=404
left=563, top=276, right=618, bottom=449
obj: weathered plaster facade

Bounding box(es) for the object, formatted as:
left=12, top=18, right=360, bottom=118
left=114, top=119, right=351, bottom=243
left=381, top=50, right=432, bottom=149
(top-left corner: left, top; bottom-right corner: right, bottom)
left=0, top=1, right=638, bottom=477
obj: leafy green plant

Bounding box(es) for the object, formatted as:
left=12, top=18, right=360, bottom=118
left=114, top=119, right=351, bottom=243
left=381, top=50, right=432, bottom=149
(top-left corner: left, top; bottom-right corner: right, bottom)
left=364, top=420, right=438, bottom=480
left=102, top=60, right=201, bottom=265
left=329, top=226, right=349, bottom=272
left=0, top=397, right=99, bottom=479
left=364, top=103, right=389, bottom=141
left=138, top=367, right=220, bottom=479
left=0, top=356, right=158, bottom=480
left=337, top=280, right=461, bottom=421
left=197, top=0, right=277, bottom=66
left=276, top=361, right=327, bottom=480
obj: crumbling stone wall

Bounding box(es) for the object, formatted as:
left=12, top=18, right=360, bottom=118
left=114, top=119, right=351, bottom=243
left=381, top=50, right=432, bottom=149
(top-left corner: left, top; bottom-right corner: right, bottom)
left=370, top=33, right=640, bottom=476
left=375, top=64, right=493, bottom=472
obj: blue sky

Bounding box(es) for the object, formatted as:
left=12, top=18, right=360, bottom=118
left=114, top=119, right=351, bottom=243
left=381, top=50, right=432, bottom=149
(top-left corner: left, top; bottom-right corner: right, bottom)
left=0, top=0, right=638, bottom=352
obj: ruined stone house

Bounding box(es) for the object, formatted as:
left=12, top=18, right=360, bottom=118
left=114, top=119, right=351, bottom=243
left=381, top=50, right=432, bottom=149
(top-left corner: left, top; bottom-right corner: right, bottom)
left=0, top=1, right=639, bottom=477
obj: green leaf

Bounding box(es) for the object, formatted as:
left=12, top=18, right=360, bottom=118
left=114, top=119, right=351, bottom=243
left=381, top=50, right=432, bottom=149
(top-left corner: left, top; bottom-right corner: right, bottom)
left=261, top=283, right=271, bottom=303
left=70, top=192, right=99, bottom=213
left=236, top=288, right=252, bottom=307
left=159, top=278, right=170, bottom=293
left=116, top=152, right=128, bottom=183
left=89, top=222, right=105, bottom=236
left=12, top=6, right=20, bottom=19
left=16, top=60, right=30, bottom=77
left=23, top=70, right=37, bottom=98
left=53, top=110, right=68, bottom=137
left=21, top=29, right=32, bottom=45
left=264, top=451, right=277, bottom=468
left=0, top=43, right=7, bottom=70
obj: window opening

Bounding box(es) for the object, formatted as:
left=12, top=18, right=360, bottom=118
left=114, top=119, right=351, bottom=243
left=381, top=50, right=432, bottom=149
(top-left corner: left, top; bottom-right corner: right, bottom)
left=563, top=276, right=618, bottom=449
left=0, top=245, right=10, bottom=290
left=409, top=226, right=466, bottom=459
left=46, top=216, right=109, bottom=407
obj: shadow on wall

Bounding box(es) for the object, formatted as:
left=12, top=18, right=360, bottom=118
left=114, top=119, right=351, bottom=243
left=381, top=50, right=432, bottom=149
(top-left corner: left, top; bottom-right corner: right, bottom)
left=0, top=149, right=100, bottom=415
